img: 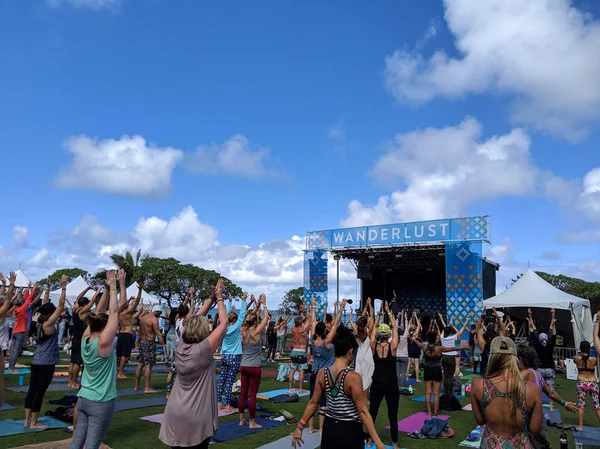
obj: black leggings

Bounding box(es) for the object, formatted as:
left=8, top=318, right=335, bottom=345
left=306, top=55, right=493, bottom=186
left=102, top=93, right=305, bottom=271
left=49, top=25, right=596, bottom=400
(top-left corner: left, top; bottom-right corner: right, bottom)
left=369, top=384, right=400, bottom=443
left=268, top=342, right=276, bottom=360
left=172, top=438, right=210, bottom=449
left=25, top=364, right=55, bottom=413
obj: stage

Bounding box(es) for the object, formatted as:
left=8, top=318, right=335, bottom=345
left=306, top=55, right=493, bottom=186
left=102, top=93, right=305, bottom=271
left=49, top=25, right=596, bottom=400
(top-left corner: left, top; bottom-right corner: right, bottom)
left=303, top=216, right=497, bottom=323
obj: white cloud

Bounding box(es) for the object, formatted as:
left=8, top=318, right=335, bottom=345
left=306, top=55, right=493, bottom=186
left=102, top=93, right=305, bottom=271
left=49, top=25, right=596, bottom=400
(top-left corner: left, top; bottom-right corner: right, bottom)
left=342, top=117, right=537, bottom=226
left=55, top=135, right=183, bottom=197
left=384, top=0, right=600, bottom=138
left=187, top=134, right=280, bottom=180
left=47, top=0, right=121, bottom=10
left=328, top=119, right=346, bottom=142
left=580, top=167, right=600, bottom=222
left=12, top=226, right=29, bottom=248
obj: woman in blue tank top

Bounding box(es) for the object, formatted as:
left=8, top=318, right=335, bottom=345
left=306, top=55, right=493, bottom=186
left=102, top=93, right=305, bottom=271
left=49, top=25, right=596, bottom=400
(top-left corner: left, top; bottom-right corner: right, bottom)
left=307, top=298, right=345, bottom=435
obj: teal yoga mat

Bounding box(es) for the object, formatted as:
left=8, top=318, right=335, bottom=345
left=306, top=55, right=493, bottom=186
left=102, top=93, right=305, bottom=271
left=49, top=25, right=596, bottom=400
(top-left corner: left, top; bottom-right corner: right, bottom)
left=411, top=394, right=465, bottom=402
left=4, top=368, right=30, bottom=375
left=257, top=389, right=310, bottom=399
left=0, top=403, right=15, bottom=411
left=9, top=384, right=72, bottom=393
left=117, top=388, right=164, bottom=396
left=0, top=416, right=66, bottom=437
left=574, top=426, right=600, bottom=447
left=256, top=432, right=321, bottom=449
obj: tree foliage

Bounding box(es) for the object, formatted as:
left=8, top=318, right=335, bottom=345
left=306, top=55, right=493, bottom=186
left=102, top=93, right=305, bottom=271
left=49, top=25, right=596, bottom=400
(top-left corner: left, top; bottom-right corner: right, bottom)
left=278, top=287, right=304, bottom=314
left=38, top=268, right=89, bottom=289
left=512, top=271, right=600, bottom=311
left=138, top=257, right=242, bottom=308
left=110, top=249, right=144, bottom=282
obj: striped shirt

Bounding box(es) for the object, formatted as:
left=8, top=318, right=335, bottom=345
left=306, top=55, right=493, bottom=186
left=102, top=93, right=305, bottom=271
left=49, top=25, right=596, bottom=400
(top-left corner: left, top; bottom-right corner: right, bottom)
left=324, top=368, right=361, bottom=422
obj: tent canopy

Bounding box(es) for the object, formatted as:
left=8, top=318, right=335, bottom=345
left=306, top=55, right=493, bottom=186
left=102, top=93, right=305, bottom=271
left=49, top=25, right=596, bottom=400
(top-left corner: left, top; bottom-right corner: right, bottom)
left=49, top=275, right=91, bottom=304
left=483, top=269, right=593, bottom=347
left=9, top=269, right=31, bottom=288
left=126, top=282, right=159, bottom=307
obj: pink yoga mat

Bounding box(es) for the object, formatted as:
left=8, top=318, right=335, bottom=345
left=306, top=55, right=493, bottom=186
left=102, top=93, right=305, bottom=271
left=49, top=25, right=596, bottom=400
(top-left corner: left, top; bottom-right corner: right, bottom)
left=385, top=412, right=450, bottom=432
left=140, top=407, right=239, bottom=424
left=262, top=370, right=278, bottom=376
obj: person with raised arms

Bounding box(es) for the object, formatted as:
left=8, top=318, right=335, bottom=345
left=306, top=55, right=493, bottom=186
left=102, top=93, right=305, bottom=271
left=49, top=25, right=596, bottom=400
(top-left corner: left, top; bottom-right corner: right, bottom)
left=292, top=326, right=387, bottom=449
left=24, top=275, right=66, bottom=429
left=0, top=272, right=17, bottom=408
left=289, top=303, right=313, bottom=394
left=115, top=280, right=143, bottom=379
left=134, top=302, right=167, bottom=393
left=160, top=279, right=228, bottom=449
left=70, top=270, right=119, bottom=449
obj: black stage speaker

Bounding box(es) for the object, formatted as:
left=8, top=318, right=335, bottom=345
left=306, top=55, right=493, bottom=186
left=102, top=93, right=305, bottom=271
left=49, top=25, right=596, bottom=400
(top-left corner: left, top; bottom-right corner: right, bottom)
left=357, top=267, right=372, bottom=281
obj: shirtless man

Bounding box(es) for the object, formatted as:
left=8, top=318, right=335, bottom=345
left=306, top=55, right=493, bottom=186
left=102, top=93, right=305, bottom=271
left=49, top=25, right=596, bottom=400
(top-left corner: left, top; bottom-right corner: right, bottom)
left=289, top=303, right=313, bottom=393
left=134, top=305, right=166, bottom=393
left=116, top=281, right=143, bottom=379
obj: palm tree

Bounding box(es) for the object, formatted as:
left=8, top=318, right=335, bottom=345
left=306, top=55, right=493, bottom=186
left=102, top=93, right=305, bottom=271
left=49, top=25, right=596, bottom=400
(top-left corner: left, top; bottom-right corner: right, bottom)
left=110, top=249, right=143, bottom=283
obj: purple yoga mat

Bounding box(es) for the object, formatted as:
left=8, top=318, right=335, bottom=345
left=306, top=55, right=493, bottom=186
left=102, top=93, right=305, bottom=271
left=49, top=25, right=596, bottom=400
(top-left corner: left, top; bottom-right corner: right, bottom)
left=385, top=412, right=450, bottom=432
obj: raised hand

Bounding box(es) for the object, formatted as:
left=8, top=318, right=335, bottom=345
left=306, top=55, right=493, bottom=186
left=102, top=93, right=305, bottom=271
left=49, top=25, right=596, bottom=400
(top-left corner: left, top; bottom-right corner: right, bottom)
left=242, top=291, right=248, bottom=301
left=215, top=279, right=224, bottom=298
left=117, top=268, right=126, bottom=285
left=528, top=308, right=532, bottom=316
left=188, top=286, right=195, bottom=297
left=46, top=276, right=51, bottom=288
left=341, top=298, right=348, bottom=310
left=551, top=308, right=555, bottom=315
left=106, top=270, right=117, bottom=289
left=60, top=275, right=68, bottom=289
left=8, top=272, right=16, bottom=285
left=261, top=294, right=267, bottom=305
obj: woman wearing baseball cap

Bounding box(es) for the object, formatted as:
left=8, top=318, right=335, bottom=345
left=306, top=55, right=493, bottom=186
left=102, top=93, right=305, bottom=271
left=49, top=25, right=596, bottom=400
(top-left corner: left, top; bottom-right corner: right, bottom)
left=470, top=336, right=543, bottom=449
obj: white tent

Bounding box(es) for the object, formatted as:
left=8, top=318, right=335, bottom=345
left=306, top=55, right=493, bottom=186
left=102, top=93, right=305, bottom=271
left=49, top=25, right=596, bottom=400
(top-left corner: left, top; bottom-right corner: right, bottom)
left=126, top=282, right=159, bottom=308
left=49, top=275, right=91, bottom=305
left=484, top=269, right=594, bottom=347
left=10, top=269, right=31, bottom=288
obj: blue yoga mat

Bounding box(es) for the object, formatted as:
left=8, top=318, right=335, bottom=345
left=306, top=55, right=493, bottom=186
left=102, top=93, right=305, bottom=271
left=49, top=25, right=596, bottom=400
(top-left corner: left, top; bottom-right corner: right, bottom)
left=0, top=403, right=15, bottom=411
left=123, top=365, right=170, bottom=372
left=4, top=368, right=30, bottom=375
left=0, top=416, right=66, bottom=436
left=545, top=408, right=561, bottom=423
left=114, top=395, right=168, bottom=412
left=574, top=426, right=600, bottom=447
left=211, top=417, right=285, bottom=442
left=364, top=445, right=394, bottom=449
left=117, top=388, right=164, bottom=396
left=412, top=394, right=465, bottom=402
left=256, top=432, right=321, bottom=449
left=257, top=389, right=310, bottom=399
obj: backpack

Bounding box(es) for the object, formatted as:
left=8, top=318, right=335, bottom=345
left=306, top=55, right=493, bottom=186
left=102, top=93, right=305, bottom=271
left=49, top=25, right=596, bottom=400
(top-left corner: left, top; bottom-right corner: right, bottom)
left=45, top=406, right=74, bottom=423
left=270, top=392, right=299, bottom=403
left=439, top=393, right=462, bottom=411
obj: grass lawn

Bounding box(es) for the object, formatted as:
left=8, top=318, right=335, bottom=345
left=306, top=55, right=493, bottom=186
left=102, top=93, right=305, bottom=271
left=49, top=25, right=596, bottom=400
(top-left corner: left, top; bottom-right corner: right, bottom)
left=1, top=355, right=598, bottom=449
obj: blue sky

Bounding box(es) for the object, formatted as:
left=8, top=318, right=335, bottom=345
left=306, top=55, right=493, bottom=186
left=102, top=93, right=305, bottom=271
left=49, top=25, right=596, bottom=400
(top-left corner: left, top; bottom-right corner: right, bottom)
left=1, top=0, right=599, bottom=304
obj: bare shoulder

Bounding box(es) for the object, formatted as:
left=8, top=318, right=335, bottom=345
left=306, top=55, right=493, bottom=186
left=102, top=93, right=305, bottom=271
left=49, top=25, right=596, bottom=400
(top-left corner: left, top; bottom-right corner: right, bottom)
left=525, top=381, right=540, bottom=397
left=471, top=376, right=483, bottom=391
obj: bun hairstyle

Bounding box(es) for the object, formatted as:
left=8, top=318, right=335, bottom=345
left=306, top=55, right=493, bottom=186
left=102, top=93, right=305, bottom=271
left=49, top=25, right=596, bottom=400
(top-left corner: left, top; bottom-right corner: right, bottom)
left=228, top=312, right=239, bottom=325
left=332, top=325, right=358, bottom=358
left=37, top=303, right=57, bottom=324
left=357, top=316, right=368, bottom=340
left=315, top=322, right=327, bottom=339
left=426, top=331, right=437, bottom=345
left=580, top=340, right=591, bottom=353
left=245, top=312, right=258, bottom=328
left=294, top=316, right=303, bottom=327
left=178, top=305, right=190, bottom=317
left=89, top=312, right=109, bottom=333
left=78, top=297, right=91, bottom=308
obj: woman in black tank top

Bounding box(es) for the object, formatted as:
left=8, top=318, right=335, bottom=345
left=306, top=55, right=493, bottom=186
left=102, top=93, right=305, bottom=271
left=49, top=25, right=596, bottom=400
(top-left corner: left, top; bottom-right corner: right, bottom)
left=573, top=340, right=600, bottom=430
left=367, top=301, right=400, bottom=449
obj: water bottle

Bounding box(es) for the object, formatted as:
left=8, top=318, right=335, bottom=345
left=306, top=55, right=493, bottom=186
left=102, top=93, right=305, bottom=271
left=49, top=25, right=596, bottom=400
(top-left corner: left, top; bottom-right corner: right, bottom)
left=560, top=430, right=568, bottom=449
left=408, top=385, right=413, bottom=394
left=461, top=383, right=466, bottom=396
left=18, top=375, right=24, bottom=386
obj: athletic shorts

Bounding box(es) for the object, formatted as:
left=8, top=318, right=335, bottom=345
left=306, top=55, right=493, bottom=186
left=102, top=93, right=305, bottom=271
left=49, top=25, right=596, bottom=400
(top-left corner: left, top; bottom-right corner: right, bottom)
left=139, top=339, right=156, bottom=366
left=423, top=366, right=443, bottom=383
left=70, top=338, right=83, bottom=366
left=309, top=371, right=327, bottom=408
left=290, top=349, right=308, bottom=371
left=116, top=332, right=133, bottom=359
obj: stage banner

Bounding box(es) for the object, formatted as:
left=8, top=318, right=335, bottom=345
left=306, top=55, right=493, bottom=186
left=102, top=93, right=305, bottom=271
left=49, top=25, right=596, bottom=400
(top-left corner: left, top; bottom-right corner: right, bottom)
left=306, top=215, right=490, bottom=250
left=445, top=241, right=483, bottom=325
left=303, top=249, right=328, bottom=320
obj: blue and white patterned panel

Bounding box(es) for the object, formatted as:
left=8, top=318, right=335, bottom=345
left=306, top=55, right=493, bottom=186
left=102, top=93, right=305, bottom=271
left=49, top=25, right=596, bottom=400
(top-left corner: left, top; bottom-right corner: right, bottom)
left=445, top=241, right=484, bottom=325
left=303, top=249, right=328, bottom=320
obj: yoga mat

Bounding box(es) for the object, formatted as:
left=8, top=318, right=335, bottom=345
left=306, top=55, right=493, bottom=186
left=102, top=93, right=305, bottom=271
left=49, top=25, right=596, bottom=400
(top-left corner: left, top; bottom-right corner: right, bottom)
left=464, top=368, right=474, bottom=373
left=211, top=418, right=285, bottom=442
left=4, top=368, right=30, bottom=375
left=574, top=426, right=600, bottom=447
left=53, top=372, right=70, bottom=377
left=459, top=426, right=483, bottom=448
left=461, top=374, right=476, bottom=381
left=256, top=432, right=321, bottom=449
left=0, top=416, right=66, bottom=436
left=545, top=408, right=561, bottom=423
left=114, top=396, right=167, bottom=412
left=257, top=389, right=310, bottom=400
left=542, top=392, right=551, bottom=402
left=262, top=370, right=279, bottom=376
left=52, top=377, right=79, bottom=383
left=462, top=404, right=472, bottom=411
left=140, top=407, right=240, bottom=425
left=123, top=365, right=170, bottom=372
left=0, top=403, right=15, bottom=411
left=384, top=411, right=449, bottom=432
left=411, top=394, right=465, bottom=402
left=117, top=388, right=164, bottom=396
left=364, top=445, right=394, bottom=449
left=9, top=384, right=72, bottom=393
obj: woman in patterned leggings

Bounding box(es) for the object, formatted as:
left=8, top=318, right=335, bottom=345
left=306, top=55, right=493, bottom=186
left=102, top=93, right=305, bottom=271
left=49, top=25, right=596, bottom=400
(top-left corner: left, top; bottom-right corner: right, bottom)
left=574, top=321, right=600, bottom=431
left=217, top=292, right=247, bottom=412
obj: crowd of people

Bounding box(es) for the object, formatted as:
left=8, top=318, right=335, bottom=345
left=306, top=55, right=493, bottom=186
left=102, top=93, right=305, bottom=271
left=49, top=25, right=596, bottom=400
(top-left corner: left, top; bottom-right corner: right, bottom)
left=1, top=270, right=600, bottom=449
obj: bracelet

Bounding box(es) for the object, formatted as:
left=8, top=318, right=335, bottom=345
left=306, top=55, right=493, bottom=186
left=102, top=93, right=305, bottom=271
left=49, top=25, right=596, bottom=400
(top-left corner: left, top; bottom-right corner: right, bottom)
left=298, top=419, right=307, bottom=429
left=560, top=399, right=566, bottom=407
left=110, top=288, right=117, bottom=293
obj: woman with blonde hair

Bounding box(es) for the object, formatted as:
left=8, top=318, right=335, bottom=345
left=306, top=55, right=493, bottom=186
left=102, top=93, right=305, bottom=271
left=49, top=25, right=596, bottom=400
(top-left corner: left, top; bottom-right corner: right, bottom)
left=238, top=294, right=270, bottom=428
left=470, top=336, right=543, bottom=449
left=159, top=280, right=228, bottom=449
